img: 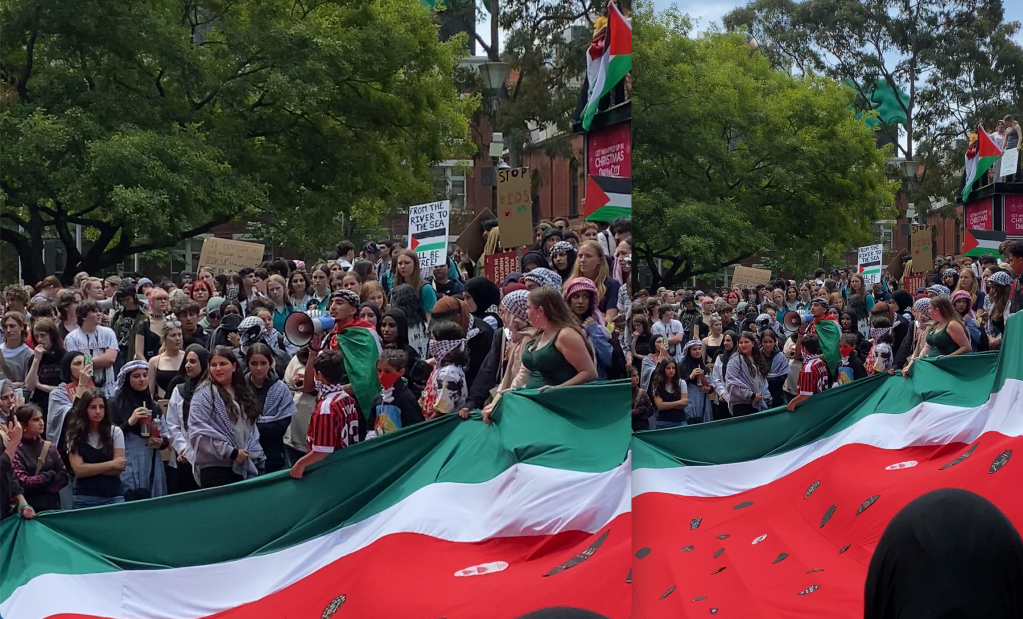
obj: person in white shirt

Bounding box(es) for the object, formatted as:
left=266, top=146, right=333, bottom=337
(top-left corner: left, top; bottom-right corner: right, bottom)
left=63, top=300, right=119, bottom=398
left=650, top=304, right=686, bottom=362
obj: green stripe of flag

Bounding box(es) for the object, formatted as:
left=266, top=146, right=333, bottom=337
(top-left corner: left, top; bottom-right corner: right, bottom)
left=414, top=242, right=448, bottom=253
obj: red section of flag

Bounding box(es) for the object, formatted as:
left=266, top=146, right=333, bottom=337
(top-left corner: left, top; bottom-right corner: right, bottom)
left=977, top=124, right=1002, bottom=158
left=409, top=236, right=419, bottom=251
left=584, top=175, right=610, bottom=217
left=608, top=3, right=631, bottom=56
left=962, top=229, right=979, bottom=255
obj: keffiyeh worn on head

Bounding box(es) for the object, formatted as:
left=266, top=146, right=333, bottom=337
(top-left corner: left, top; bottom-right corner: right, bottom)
left=928, top=284, right=951, bottom=298
left=681, top=340, right=702, bottom=358
left=501, top=290, right=530, bottom=324
left=429, top=338, right=467, bottom=365
left=549, top=241, right=573, bottom=258
left=869, top=327, right=893, bottom=342
left=914, top=298, right=931, bottom=315
left=115, top=360, right=149, bottom=394
left=238, top=315, right=267, bottom=348
left=330, top=288, right=361, bottom=310
left=989, top=271, right=1013, bottom=287
left=522, top=268, right=562, bottom=291
left=563, top=277, right=604, bottom=324
left=811, top=297, right=830, bottom=308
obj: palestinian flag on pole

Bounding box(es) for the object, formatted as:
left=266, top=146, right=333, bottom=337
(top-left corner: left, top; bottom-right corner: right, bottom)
left=581, top=1, right=631, bottom=132
left=328, top=318, right=383, bottom=416
left=962, top=123, right=1002, bottom=202
left=0, top=381, right=631, bottom=619
left=584, top=175, right=632, bottom=222
left=963, top=228, right=1007, bottom=258
left=631, top=313, right=1023, bottom=618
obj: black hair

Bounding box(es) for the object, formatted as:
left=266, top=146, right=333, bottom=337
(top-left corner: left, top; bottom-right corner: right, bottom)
left=611, top=217, right=631, bottom=235
left=429, top=320, right=468, bottom=366
left=379, top=348, right=408, bottom=371
left=269, top=259, right=290, bottom=277
left=801, top=333, right=821, bottom=355
left=335, top=240, right=356, bottom=259
left=314, top=349, right=346, bottom=384
left=245, top=342, right=275, bottom=366
left=76, top=299, right=102, bottom=322
left=239, top=267, right=255, bottom=277
left=254, top=267, right=268, bottom=280
left=65, top=388, right=114, bottom=458
left=203, top=346, right=260, bottom=424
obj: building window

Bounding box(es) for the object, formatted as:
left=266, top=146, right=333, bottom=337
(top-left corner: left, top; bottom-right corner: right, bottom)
left=569, top=160, right=579, bottom=218
left=429, top=163, right=469, bottom=218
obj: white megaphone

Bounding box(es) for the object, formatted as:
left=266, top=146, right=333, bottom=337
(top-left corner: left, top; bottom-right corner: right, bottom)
left=783, top=311, right=814, bottom=332
left=284, top=311, right=335, bottom=347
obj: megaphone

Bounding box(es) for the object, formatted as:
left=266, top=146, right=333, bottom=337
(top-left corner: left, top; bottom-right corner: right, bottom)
left=285, top=311, right=335, bottom=347
left=783, top=311, right=814, bottom=332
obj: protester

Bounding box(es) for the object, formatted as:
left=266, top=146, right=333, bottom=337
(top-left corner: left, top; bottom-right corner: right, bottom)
left=2, top=312, right=34, bottom=386
left=11, top=403, right=68, bottom=512
left=985, top=271, right=1013, bottom=349
left=564, top=277, right=615, bottom=380
left=678, top=340, right=713, bottom=424
left=514, top=287, right=598, bottom=390
left=389, top=284, right=429, bottom=358
left=463, top=277, right=502, bottom=331
left=135, top=288, right=170, bottom=361
left=308, top=264, right=333, bottom=312
left=64, top=389, right=126, bottom=508
left=187, top=347, right=262, bottom=488
left=64, top=300, right=119, bottom=397
left=760, top=329, right=788, bottom=408
left=243, top=342, right=295, bottom=474
left=25, top=318, right=65, bottom=412
left=360, top=281, right=388, bottom=312
left=367, top=349, right=423, bottom=437
left=109, top=361, right=166, bottom=499
left=786, top=333, right=829, bottom=411
left=631, top=365, right=656, bottom=432
left=421, top=321, right=470, bottom=419
left=462, top=289, right=531, bottom=417
left=726, top=332, right=771, bottom=415
left=163, top=344, right=207, bottom=494
left=290, top=349, right=360, bottom=479
left=647, top=357, right=688, bottom=429
left=148, top=319, right=186, bottom=399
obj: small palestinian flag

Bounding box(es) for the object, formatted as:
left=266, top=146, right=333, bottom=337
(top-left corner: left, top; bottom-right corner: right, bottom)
left=632, top=311, right=1023, bottom=618
left=0, top=381, right=632, bottom=619
left=962, top=124, right=1002, bottom=202
left=584, top=175, right=631, bottom=222
left=963, top=228, right=1007, bottom=258
left=409, top=227, right=447, bottom=255
left=581, top=2, right=631, bottom=132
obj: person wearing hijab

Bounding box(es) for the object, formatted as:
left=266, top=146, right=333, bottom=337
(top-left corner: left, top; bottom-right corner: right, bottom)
left=538, top=227, right=564, bottom=256
left=388, top=284, right=429, bottom=359
left=109, top=360, right=167, bottom=498
left=199, top=296, right=225, bottom=331
left=378, top=308, right=424, bottom=396
left=463, top=277, right=502, bottom=331
left=522, top=268, right=563, bottom=291
left=890, top=289, right=914, bottom=353
left=461, top=289, right=534, bottom=418
left=520, top=250, right=549, bottom=273
left=678, top=339, right=714, bottom=423
left=865, top=488, right=1023, bottom=619
left=549, top=240, right=577, bottom=283
left=163, top=344, right=208, bottom=494
left=431, top=296, right=492, bottom=390
left=564, top=277, right=614, bottom=380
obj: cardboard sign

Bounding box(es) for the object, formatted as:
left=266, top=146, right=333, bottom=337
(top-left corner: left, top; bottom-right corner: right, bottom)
left=910, top=224, right=932, bottom=274
left=497, top=167, right=533, bottom=249
left=408, top=200, right=450, bottom=269
left=902, top=274, right=925, bottom=294
left=886, top=249, right=910, bottom=281
left=197, top=238, right=265, bottom=275
left=1000, top=148, right=1019, bottom=178
left=455, top=208, right=495, bottom=262
left=484, top=251, right=518, bottom=287
left=730, top=266, right=772, bottom=289
left=857, top=244, right=884, bottom=285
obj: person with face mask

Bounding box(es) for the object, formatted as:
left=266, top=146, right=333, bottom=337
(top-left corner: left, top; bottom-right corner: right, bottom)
left=460, top=289, right=532, bottom=418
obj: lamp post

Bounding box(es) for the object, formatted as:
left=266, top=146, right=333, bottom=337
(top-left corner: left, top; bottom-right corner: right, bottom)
left=480, top=60, right=510, bottom=218
left=900, top=159, right=921, bottom=226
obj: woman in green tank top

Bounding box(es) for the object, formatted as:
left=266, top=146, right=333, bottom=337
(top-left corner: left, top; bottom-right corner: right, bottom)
left=903, top=296, right=972, bottom=377
left=519, top=287, right=597, bottom=390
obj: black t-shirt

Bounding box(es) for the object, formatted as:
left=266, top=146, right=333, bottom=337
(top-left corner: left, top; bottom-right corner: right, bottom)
left=112, top=308, right=142, bottom=351
left=183, top=326, right=208, bottom=350
left=600, top=277, right=622, bottom=314
left=433, top=278, right=464, bottom=298
left=653, top=383, right=685, bottom=423
left=31, top=349, right=64, bottom=413
left=137, top=319, right=162, bottom=360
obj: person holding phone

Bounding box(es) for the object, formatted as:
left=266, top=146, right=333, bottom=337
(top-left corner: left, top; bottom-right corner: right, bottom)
left=64, top=300, right=118, bottom=397
left=679, top=340, right=714, bottom=424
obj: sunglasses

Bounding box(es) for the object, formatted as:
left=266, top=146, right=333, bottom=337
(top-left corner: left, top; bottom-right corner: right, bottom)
left=208, top=311, right=221, bottom=320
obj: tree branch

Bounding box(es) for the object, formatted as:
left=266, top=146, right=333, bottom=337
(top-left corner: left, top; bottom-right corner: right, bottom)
left=17, top=5, right=41, bottom=101
left=124, top=214, right=236, bottom=255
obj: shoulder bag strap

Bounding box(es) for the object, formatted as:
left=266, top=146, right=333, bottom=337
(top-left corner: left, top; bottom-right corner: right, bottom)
left=35, top=440, right=52, bottom=476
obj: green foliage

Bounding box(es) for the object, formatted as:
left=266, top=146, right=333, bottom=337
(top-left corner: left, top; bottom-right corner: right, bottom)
left=634, top=5, right=897, bottom=288
left=724, top=0, right=1023, bottom=207
left=1, top=0, right=476, bottom=283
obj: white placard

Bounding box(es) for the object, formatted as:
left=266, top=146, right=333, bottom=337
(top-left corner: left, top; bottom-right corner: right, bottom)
left=857, top=244, right=884, bottom=285
left=1000, top=148, right=1019, bottom=178
left=408, top=200, right=450, bottom=269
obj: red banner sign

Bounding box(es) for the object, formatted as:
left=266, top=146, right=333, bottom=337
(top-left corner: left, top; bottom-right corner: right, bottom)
left=902, top=274, right=925, bottom=294
left=965, top=197, right=993, bottom=231
left=484, top=251, right=518, bottom=287
left=1006, top=194, right=1023, bottom=236
left=586, top=121, right=631, bottom=178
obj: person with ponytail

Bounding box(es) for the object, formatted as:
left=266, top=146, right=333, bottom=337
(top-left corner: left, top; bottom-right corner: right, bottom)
left=187, top=347, right=263, bottom=487
left=163, top=344, right=208, bottom=494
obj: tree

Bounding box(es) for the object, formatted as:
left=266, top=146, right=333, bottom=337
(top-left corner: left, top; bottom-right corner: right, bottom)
left=1, top=0, right=476, bottom=284
left=724, top=0, right=1023, bottom=208
left=633, top=6, right=897, bottom=289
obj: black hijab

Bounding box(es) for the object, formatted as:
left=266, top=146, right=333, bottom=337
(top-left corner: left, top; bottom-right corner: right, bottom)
left=109, top=365, right=156, bottom=430
left=358, top=302, right=382, bottom=328
left=60, top=351, right=85, bottom=384
left=380, top=308, right=412, bottom=350
left=520, top=250, right=549, bottom=272
left=464, top=277, right=501, bottom=318
left=865, top=488, right=1023, bottom=619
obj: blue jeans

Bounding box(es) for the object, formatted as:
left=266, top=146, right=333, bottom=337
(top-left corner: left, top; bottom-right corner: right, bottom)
left=72, top=495, right=125, bottom=510
left=656, top=420, right=685, bottom=430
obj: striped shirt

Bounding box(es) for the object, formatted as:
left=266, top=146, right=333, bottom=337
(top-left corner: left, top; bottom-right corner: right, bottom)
left=797, top=356, right=830, bottom=397
left=307, top=388, right=360, bottom=453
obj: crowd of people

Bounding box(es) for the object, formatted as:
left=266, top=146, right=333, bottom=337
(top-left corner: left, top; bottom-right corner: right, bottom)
left=630, top=239, right=1023, bottom=431
left=0, top=216, right=632, bottom=519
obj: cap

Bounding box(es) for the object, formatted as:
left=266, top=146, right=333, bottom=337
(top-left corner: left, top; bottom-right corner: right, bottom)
left=363, top=242, right=380, bottom=255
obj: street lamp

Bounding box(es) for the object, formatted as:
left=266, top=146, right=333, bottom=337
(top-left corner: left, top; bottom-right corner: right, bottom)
left=479, top=60, right=510, bottom=111
left=900, top=158, right=921, bottom=225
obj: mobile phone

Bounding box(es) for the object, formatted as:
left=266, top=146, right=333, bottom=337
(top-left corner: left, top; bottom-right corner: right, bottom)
left=83, top=353, right=92, bottom=366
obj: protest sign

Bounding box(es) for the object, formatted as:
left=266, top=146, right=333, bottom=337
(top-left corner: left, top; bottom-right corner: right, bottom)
left=1000, top=148, right=1019, bottom=178
left=484, top=251, right=518, bottom=287
left=497, top=167, right=533, bottom=249
left=886, top=249, right=910, bottom=281
left=197, top=238, right=265, bottom=275
left=902, top=274, right=925, bottom=294
left=455, top=208, right=495, bottom=262
left=730, top=266, right=772, bottom=289
left=408, top=200, right=450, bottom=269
left=857, top=244, right=884, bottom=285
left=910, top=224, right=932, bottom=274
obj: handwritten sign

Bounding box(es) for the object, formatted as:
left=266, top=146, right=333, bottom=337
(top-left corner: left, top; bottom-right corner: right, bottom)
left=886, top=249, right=909, bottom=281
left=1000, top=148, right=1019, bottom=178
left=484, top=251, right=518, bottom=287
left=857, top=244, right=884, bottom=285
left=197, top=238, right=265, bottom=275
left=408, top=200, right=450, bottom=269
left=910, top=224, right=932, bottom=274
left=730, top=266, right=772, bottom=289
left=497, top=167, right=533, bottom=249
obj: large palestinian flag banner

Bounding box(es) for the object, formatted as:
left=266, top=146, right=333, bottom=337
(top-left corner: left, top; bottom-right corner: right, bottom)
left=1, top=382, right=631, bottom=619
left=632, top=313, right=1023, bottom=618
